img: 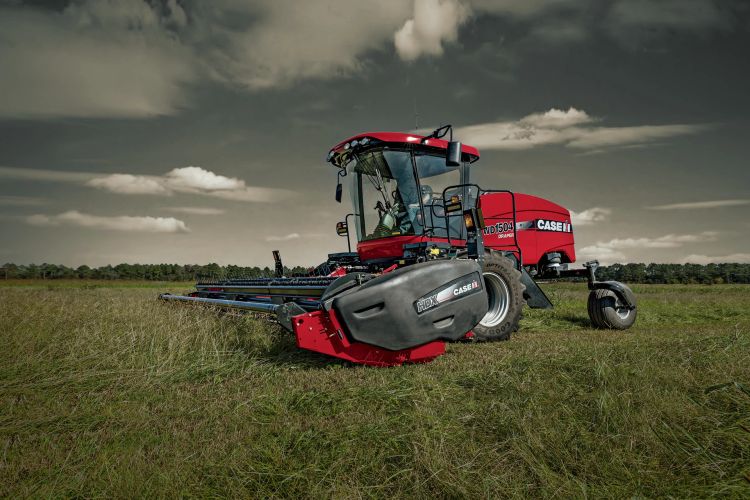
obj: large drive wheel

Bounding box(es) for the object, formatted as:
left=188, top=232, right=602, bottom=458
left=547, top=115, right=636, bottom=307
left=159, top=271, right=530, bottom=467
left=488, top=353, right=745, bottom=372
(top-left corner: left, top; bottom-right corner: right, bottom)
left=587, top=289, right=637, bottom=330
left=473, top=252, right=526, bottom=341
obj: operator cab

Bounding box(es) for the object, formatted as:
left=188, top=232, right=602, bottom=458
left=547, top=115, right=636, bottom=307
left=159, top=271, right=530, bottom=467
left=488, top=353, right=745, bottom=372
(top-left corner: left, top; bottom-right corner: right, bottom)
left=328, top=131, right=480, bottom=249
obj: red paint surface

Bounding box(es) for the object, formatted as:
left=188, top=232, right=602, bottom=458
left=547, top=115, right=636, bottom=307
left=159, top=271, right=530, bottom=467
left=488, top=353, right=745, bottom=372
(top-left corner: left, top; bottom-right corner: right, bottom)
left=329, top=132, right=480, bottom=159
left=357, top=235, right=464, bottom=262
left=292, top=309, right=445, bottom=366
left=382, top=263, right=398, bottom=274
left=479, top=192, right=576, bottom=265
left=327, top=267, right=347, bottom=277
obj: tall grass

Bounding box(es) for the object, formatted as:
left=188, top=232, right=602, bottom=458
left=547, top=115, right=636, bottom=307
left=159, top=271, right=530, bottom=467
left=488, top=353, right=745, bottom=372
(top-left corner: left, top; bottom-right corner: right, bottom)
left=1, top=282, right=748, bottom=497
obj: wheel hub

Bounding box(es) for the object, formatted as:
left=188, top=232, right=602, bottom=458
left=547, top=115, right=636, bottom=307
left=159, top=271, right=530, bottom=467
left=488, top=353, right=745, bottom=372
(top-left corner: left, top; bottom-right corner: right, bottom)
left=480, top=271, right=510, bottom=327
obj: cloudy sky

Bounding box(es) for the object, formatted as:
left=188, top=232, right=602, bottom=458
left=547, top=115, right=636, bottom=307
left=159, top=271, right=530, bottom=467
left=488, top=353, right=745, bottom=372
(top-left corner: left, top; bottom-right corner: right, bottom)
left=1, top=0, right=749, bottom=267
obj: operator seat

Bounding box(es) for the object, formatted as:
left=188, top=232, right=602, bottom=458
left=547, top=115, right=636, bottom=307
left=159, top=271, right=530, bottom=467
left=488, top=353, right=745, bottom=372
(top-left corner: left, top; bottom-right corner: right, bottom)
left=420, top=184, right=433, bottom=204
left=421, top=184, right=448, bottom=237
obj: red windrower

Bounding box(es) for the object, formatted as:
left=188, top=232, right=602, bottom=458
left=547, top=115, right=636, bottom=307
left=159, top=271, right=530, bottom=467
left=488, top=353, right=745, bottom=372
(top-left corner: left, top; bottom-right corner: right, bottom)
left=161, top=126, right=637, bottom=366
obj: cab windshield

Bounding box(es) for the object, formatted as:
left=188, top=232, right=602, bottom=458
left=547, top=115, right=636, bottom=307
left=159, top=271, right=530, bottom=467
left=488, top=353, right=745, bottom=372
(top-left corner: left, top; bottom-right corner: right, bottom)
left=345, top=148, right=465, bottom=241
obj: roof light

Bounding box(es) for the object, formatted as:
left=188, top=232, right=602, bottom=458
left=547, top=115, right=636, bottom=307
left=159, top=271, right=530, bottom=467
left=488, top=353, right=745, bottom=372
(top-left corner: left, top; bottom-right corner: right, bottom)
left=351, top=139, right=359, bottom=147
left=327, top=150, right=334, bottom=160
left=344, top=142, right=350, bottom=150
left=360, top=137, right=370, bottom=145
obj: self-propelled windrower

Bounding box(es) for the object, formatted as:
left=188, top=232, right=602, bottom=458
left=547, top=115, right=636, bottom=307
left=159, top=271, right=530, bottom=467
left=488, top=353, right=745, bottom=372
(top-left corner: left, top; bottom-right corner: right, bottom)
left=161, top=125, right=637, bottom=366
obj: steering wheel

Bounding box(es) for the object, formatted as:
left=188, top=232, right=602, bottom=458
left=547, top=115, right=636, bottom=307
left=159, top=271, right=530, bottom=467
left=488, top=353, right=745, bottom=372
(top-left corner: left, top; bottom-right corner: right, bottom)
left=374, top=200, right=386, bottom=217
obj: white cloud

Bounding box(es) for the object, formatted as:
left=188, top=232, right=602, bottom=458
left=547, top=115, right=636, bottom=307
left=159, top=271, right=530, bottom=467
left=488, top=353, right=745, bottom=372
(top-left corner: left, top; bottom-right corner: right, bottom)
left=601, top=232, right=718, bottom=250
left=679, top=253, right=750, bottom=265
left=158, top=166, right=291, bottom=202
left=570, top=207, right=611, bottom=226
left=265, top=233, right=301, bottom=242
left=26, top=210, right=189, bottom=233
left=0, top=165, right=294, bottom=203
left=646, top=199, right=750, bottom=210
left=455, top=107, right=707, bottom=151
left=164, top=207, right=225, bottom=215
left=263, top=232, right=326, bottom=243
left=1, top=164, right=289, bottom=203
left=164, top=166, right=244, bottom=192
left=578, top=231, right=719, bottom=264
left=567, top=124, right=707, bottom=149
left=192, top=1, right=411, bottom=90
left=576, top=245, right=627, bottom=263
left=394, top=0, right=470, bottom=61
left=520, top=107, right=593, bottom=128
left=87, top=174, right=168, bottom=195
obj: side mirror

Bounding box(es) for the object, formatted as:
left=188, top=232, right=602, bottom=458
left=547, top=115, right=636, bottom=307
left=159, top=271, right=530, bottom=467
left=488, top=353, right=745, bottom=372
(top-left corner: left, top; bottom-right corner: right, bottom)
left=446, top=141, right=462, bottom=167
left=335, top=183, right=343, bottom=203
left=335, top=169, right=346, bottom=202
left=336, top=221, right=348, bottom=236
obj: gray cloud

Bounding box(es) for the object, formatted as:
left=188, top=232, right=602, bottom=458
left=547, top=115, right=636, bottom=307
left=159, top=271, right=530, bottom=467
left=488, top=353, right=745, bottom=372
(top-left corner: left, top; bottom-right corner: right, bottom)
left=646, top=199, right=750, bottom=210
left=265, top=233, right=301, bottom=242
left=469, top=0, right=567, bottom=18
left=27, top=210, right=189, bottom=233
left=570, top=207, right=611, bottom=227
left=0, top=166, right=96, bottom=183
left=0, top=0, right=411, bottom=118
left=679, top=253, right=750, bottom=265
left=0, top=1, right=194, bottom=119
left=473, top=0, right=740, bottom=44
left=0, top=0, right=747, bottom=267
left=1, top=1, right=744, bottom=120
left=263, top=232, right=326, bottom=244
left=164, top=207, right=225, bottom=216
left=0, top=195, right=47, bottom=207
left=608, top=0, right=732, bottom=33
left=455, top=108, right=707, bottom=151
left=88, top=166, right=294, bottom=202
left=186, top=0, right=411, bottom=90
left=578, top=232, right=719, bottom=264
left=567, top=124, right=709, bottom=149
left=1, top=165, right=292, bottom=203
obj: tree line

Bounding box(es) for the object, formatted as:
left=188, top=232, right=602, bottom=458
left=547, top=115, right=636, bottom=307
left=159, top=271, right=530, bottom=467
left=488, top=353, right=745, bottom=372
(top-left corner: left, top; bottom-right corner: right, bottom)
left=0, top=263, right=310, bottom=281
left=593, top=263, right=749, bottom=284
left=1, top=262, right=749, bottom=284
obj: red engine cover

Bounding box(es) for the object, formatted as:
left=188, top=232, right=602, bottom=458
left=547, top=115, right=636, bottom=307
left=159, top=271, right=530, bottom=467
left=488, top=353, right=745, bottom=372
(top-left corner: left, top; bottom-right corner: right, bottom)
left=478, top=192, right=576, bottom=266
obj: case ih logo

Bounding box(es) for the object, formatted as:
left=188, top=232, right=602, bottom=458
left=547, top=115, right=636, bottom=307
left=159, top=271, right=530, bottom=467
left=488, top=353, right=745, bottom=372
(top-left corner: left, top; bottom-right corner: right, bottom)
left=535, top=219, right=572, bottom=233
left=415, top=274, right=481, bottom=314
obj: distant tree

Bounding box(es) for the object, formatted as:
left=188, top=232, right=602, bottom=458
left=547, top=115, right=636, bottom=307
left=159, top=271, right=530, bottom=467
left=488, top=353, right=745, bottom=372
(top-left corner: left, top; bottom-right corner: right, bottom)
left=3, top=261, right=749, bottom=283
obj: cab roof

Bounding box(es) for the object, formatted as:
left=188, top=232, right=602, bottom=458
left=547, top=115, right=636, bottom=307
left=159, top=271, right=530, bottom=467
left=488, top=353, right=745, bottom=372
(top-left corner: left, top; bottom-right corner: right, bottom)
left=327, top=131, right=480, bottom=168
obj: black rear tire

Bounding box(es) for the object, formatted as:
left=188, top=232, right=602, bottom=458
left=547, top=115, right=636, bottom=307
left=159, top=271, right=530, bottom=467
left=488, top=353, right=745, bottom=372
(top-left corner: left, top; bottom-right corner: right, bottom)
left=472, top=252, right=526, bottom=341
left=587, top=289, right=637, bottom=329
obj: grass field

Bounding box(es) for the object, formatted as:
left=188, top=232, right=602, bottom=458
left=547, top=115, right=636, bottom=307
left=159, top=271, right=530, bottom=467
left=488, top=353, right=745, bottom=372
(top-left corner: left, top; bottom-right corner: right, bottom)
left=1, top=280, right=749, bottom=497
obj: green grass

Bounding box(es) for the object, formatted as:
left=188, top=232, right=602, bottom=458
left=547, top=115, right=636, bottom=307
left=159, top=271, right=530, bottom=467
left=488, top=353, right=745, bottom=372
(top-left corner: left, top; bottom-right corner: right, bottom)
left=1, top=281, right=749, bottom=497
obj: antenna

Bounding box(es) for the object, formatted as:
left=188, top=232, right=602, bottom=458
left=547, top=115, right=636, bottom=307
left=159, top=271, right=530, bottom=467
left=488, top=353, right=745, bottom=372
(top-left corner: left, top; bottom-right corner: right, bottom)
left=413, top=98, right=419, bottom=130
